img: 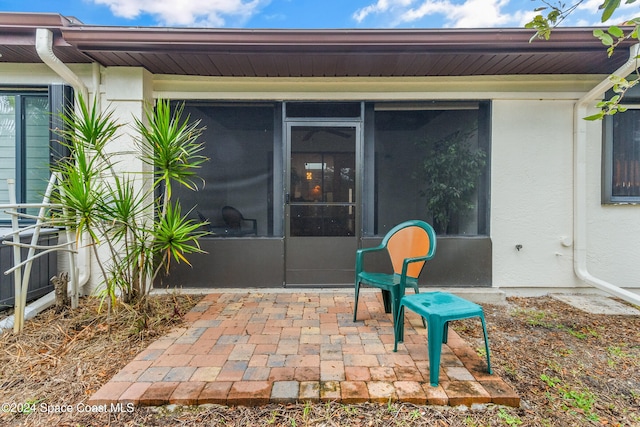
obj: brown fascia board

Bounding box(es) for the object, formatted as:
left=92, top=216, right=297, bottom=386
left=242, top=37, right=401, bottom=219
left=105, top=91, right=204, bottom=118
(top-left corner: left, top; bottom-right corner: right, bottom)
left=0, top=13, right=79, bottom=48
left=0, top=28, right=77, bottom=50
left=59, top=26, right=628, bottom=55
left=0, top=12, right=631, bottom=58
left=0, top=13, right=93, bottom=64
left=0, top=12, right=75, bottom=28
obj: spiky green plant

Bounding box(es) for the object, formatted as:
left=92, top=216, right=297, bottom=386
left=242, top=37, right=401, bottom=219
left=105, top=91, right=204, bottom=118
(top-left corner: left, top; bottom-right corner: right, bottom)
left=134, top=99, right=207, bottom=209
left=53, top=95, right=208, bottom=312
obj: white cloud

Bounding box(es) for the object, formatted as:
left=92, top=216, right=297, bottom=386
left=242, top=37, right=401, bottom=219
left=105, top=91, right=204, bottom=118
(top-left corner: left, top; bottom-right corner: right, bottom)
left=353, top=0, right=414, bottom=23
left=354, top=0, right=554, bottom=28
left=92, top=0, right=268, bottom=27
left=406, top=0, right=517, bottom=27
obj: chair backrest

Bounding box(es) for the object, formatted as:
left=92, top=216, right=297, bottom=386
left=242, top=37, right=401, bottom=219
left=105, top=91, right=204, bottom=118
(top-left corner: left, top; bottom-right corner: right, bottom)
left=222, top=206, right=243, bottom=229
left=383, top=220, right=436, bottom=278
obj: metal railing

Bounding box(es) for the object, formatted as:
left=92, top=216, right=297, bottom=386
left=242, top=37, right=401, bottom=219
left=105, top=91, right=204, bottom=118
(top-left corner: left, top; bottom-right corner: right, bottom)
left=0, top=174, right=79, bottom=333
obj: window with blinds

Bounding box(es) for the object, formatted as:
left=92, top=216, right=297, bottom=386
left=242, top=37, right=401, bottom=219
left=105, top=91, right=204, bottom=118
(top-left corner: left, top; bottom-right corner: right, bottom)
left=603, top=108, right=640, bottom=203
left=0, top=85, right=73, bottom=222
left=0, top=93, right=49, bottom=220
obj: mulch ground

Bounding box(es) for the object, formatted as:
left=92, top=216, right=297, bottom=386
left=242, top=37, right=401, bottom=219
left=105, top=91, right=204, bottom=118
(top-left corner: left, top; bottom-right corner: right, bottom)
left=0, top=293, right=638, bottom=426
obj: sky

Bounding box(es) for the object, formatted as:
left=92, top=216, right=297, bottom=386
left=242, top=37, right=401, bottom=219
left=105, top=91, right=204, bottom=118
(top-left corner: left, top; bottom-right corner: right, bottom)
left=0, top=0, right=638, bottom=29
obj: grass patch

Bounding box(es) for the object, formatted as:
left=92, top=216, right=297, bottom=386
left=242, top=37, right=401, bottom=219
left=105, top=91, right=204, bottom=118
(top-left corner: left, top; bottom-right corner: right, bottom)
left=540, top=374, right=599, bottom=422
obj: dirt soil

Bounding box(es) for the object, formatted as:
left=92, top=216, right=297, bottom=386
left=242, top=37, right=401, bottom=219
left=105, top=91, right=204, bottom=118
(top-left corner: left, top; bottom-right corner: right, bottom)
left=0, top=294, right=638, bottom=427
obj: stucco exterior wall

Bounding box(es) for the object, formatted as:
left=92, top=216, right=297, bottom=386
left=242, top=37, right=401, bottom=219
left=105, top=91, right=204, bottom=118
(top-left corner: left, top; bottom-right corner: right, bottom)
left=492, top=99, right=640, bottom=293
left=491, top=100, right=579, bottom=290
left=87, top=67, right=154, bottom=293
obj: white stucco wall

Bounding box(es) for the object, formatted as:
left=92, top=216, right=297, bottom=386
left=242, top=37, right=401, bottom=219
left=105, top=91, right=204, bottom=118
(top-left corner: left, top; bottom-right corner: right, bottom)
left=491, top=100, right=579, bottom=290
left=492, top=99, right=640, bottom=293
left=85, top=67, right=154, bottom=293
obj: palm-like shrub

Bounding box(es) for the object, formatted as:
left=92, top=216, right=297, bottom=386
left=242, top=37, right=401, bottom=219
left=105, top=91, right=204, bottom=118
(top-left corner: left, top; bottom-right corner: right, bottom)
left=53, top=95, right=208, bottom=311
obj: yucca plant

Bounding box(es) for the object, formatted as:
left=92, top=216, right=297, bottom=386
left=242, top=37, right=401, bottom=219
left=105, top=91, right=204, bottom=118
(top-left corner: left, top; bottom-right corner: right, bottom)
left=135, top=99, right=208, bottom=207
left=53, top=95, right=208, bottom=313
left=130, top=98, right=208, bottom=302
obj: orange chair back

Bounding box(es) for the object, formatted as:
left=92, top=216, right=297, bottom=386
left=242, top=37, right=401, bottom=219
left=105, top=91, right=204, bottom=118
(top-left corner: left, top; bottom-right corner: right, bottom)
left=387, top=226, right=432, bottom=278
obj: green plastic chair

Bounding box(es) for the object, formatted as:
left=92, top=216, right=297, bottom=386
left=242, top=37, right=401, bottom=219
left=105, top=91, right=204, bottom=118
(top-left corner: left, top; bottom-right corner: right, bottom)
left=394, top=291, right=492, bottom=386
left=353, top=220, right=436, bottom=325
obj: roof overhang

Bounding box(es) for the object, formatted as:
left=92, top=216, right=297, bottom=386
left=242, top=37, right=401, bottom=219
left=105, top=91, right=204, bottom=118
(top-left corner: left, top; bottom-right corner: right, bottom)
left=0, top=12, right=634, bottom=78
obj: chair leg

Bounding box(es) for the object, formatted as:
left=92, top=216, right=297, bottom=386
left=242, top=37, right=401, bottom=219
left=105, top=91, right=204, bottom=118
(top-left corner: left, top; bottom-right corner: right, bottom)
left=381, top=290, right=392, bottom=313
left=442, top=321, right=449, bottom=344
left=353, top=282, right=360, bottom=322
left=412, top=285, right=427, bottom=328
left=393, top=305, right=405, bottom=352
left=427, top=317, right=444, bottom=387
left=389, top=288, right=399, bottom=326
left=480, top=315, right=493, bottom=374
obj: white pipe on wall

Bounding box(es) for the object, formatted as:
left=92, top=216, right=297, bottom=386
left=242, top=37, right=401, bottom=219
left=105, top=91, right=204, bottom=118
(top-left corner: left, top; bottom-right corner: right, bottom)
left=574, top=43, right=640, bottom=306
left=35, top=28, right=89, bottom=100
left=35, top=28, right=92, bottom=294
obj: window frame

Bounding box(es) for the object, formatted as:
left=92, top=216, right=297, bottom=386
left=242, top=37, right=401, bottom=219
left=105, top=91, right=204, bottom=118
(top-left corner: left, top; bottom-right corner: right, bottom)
left=363, top=100, right=491, bottom=237
left=602, top=104, right=640, bottom=204
left=0, top=85, right=72, bottom=224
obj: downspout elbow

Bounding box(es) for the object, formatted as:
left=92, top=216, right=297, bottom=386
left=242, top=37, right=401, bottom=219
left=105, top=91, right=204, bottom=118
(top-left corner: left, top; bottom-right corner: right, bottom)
left=35, top=28, right=89, bottom=100
left=573, top=43, right=640, bottom=306
left=574, top=262, right=640, bottom=305
left=576, top=44, right=640, bottom=108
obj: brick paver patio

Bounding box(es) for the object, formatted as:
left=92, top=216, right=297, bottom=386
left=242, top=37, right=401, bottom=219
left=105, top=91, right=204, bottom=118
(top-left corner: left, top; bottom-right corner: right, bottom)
left=88, top=290, right=519, bottom=407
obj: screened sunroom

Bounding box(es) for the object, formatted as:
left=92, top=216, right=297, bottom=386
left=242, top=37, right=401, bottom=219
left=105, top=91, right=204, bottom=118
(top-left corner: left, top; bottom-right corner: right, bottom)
left=163, top=100, right=491, bottom=288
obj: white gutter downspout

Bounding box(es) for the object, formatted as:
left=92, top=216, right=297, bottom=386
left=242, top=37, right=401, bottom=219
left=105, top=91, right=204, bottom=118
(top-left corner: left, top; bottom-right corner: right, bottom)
left=574, top=43, right=640, bottom=306
left=35, top=28, right=91, bottom=292
left=35, top=28, right=89, bottom=101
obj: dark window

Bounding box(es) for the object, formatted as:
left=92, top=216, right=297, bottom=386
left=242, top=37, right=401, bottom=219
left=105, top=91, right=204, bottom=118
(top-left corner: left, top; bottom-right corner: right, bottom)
left=0, top=87, right=72, bottom=221
left=367, top=102, right=490, bottom=236
left=0, top=86, right=72, bottom=222
left=176, top=103, right=279, bottom=237
left=286, top=102, right=361, bottom=118
left=603, top=109, right=640, bottom=203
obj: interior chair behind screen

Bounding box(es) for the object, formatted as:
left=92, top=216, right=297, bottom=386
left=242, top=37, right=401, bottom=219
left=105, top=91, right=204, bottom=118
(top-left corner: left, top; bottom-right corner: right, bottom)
left=353, top=219, right=436, bottom=325
left=221, top=206, right=257, bottom=236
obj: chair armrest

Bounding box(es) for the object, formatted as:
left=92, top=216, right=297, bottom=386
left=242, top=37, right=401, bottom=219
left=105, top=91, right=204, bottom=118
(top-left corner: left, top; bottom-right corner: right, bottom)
left=355, top=246, right=385, bottom=274
left=400, top=255, right=432, bottom=275
left=404, top=254, right=433, bottom=265
left=397, top=255, right=434, bottom=292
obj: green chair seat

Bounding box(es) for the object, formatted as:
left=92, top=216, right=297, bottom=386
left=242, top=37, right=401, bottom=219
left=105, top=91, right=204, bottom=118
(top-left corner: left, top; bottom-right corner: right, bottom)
left=394, top=291, right=492, bottom=387
left=356, top=272, right=420, bottom=319
left=353, top=220, right=436, bottom=325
